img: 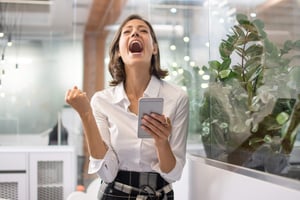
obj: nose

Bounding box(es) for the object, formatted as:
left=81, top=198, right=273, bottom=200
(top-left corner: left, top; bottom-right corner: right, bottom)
left=131, top=31, right=139, bottom=37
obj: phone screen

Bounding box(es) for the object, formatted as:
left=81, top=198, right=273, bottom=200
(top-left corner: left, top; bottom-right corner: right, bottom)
left=137, top=97, right=164, bottom=138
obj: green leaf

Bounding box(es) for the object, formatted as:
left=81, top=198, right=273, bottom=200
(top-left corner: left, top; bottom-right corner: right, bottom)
left=202, top=65, right=209, bottom=71
left=294, top=40, right=300, bottom=50
left=245, top=45, right=263, bottom=57
left=242, top=24, right=257, bottom=33
left=247, top=64, right=263, bottom=83
left=235, top=37, right=247, bottom=45
left=219, top=69, right=231, bottom=79
left=283, top=40, right=293, bottom=51
left=264, top=39, right=277, bottom=54
left=233, top=25, right=245, bottom=38
left=263, top=135, right=273, bottom=144
left=236, top=13, right=248, bottom=24
left=276, top=112, right=290, bottom=125
left=220, top=58, right=231, bottom=70
left=208, top=60, right=221, bottom=71
left=247, top=32, right=261, bottom=42
left=245, top=56, right=262, bottom=68
left=249, top=137, right=263, bottom=146
left=252, top=19, right=265, bottom=30
left=219, top=42, right=233, bottom=58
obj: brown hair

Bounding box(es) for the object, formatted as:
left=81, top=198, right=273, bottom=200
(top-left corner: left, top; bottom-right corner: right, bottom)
left=108, top=14, right=168, bottom=86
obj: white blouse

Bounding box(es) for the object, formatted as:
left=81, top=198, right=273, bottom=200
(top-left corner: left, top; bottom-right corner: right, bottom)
left=88, top=76, right=189, bottom=183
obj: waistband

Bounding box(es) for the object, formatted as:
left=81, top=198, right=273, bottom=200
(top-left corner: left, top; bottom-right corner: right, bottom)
left=115, top=170, right=169, bottom=190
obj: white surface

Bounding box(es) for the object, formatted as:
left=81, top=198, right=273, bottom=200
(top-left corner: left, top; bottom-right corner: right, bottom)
left=67, top=178, right=101, bottom=200
left=173, top=163, right=189, bottom=200
left=0, top=133, right=50, bottom=146
left=188, top=154, right=300, bottom=200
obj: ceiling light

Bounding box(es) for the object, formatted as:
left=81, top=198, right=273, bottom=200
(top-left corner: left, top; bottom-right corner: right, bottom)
left=183, top=36, right=190, bottom=43
left=170, top=8, right=177, bottom=14
left=178, top=68, right=184, bottom=74
left=202, top=74, right=210, bottom=80
left=184, top=56, right=190, bottom=61
left=198, top=70, right=205, bottom=76
left=250, top=12, right=257, bottom=18
left=201, top=83, right=209, bottom=89
left=190, top=61, right=196, bottom=67
left=0, top=92, right=5, bottom=98
left=170, top=45, right=176, bottom=51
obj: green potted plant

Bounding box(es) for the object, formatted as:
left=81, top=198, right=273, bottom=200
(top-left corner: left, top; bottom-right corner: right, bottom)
left=199, top=13, right=300, bottom=174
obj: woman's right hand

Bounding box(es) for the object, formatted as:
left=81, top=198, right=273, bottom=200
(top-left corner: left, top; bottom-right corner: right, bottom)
left=65, top=86, right=91, bottom=116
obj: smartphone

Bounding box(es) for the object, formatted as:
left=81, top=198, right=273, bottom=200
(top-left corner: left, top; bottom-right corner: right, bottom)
left=137, top=97, right=164, bottom=138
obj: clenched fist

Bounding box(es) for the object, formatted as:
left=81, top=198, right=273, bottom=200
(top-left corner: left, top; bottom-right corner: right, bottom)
left=65, top=86, right=91, bottom=116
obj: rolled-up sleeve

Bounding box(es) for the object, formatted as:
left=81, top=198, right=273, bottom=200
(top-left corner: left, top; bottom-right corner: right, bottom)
left=88, top=94, right=119, bottom=183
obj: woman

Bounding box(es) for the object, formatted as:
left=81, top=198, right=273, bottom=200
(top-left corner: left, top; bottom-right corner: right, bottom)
left=65, top=14, right=189, bottom=200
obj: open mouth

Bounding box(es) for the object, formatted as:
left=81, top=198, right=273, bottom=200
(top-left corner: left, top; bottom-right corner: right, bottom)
left=129, top=40, right=143, bottom=53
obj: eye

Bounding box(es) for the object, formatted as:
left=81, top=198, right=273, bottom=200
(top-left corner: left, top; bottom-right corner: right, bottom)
left=122, top=29, right=130, bottom=35
left=140, top=29, right=148, bottom=33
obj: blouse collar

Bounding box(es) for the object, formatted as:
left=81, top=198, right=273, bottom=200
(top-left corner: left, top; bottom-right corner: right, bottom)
left=112, top=75, right=161, bottom=104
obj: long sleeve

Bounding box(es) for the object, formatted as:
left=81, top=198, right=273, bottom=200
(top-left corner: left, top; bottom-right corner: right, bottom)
left=87, top=94, right=120, bottom=183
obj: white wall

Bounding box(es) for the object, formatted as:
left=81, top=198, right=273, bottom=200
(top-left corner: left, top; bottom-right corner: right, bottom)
left=188, top=154, right=300, bottom=200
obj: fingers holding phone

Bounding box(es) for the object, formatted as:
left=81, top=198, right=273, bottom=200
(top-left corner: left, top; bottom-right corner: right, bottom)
left=137, top=97, right=172, bottom=141
left=141, top=113, right=172, bottom=141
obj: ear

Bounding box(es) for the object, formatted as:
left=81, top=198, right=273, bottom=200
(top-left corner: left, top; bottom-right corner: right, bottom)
left=152, top=43, right=158, bottom=55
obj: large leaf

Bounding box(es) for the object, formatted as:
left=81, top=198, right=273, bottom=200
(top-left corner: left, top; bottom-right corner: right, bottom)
left=294, top=40, right=300, bottom=50
left=232, top=26, right=245, bottom=39
left=247, top=65, right=263, bottom=83
left=220, top=57, right=231, bottom=70
left=236, top=13, right=248, bottom=24
left=208, top=60, right=221, bottom=71
left=245, top=45, right=263, bottom=57
left=247, top=32, right=261, bottom=42
left=219, top=42, right=234, bottom=58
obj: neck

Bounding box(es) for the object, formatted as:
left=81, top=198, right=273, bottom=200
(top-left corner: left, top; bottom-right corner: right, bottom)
left=125, top=74, right=151, bottom=100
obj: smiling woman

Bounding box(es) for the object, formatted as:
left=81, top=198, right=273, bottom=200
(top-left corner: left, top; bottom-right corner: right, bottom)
left=65, top=14, right=189, bottom=200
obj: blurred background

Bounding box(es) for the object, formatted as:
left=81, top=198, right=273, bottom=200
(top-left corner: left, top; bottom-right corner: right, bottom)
left=0, top=0, right=300, bottom=199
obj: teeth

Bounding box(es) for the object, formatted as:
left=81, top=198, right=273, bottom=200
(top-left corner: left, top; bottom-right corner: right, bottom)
left=129, top=41, right=143, bottom=53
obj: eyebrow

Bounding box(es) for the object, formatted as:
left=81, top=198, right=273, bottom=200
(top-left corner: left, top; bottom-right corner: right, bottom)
left=123, top=24, right=148, bottom=29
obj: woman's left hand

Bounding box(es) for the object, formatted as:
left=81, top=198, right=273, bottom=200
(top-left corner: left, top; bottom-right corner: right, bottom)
left=141, top=113, right=172, bottom=144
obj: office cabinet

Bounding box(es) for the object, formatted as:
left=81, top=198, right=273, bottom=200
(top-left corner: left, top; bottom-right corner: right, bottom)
left=0, top=146, right=76, bottom=200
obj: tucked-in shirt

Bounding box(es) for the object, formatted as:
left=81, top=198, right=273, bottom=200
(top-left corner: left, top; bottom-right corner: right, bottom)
left=88, top=76, right=189, bottom=183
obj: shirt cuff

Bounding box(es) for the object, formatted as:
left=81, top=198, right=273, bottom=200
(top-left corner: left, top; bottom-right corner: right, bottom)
left=151, top=159, right=184, bottom=183
left=88, top=149, right=119, bottom=183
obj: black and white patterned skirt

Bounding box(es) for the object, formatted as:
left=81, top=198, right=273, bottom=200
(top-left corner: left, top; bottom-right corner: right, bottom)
left=98, top=170, right=174, bottom=200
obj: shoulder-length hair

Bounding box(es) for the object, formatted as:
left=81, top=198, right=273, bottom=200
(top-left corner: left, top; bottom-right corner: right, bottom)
left=108, top=14, right=168, bottom=86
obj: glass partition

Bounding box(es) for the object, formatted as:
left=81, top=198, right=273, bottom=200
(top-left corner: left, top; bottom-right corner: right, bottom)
left=112, top=0, right=300, bottom=182
left=0, top=1, right=85, bottom=137
left=201, top=0, right=300, bottom=181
